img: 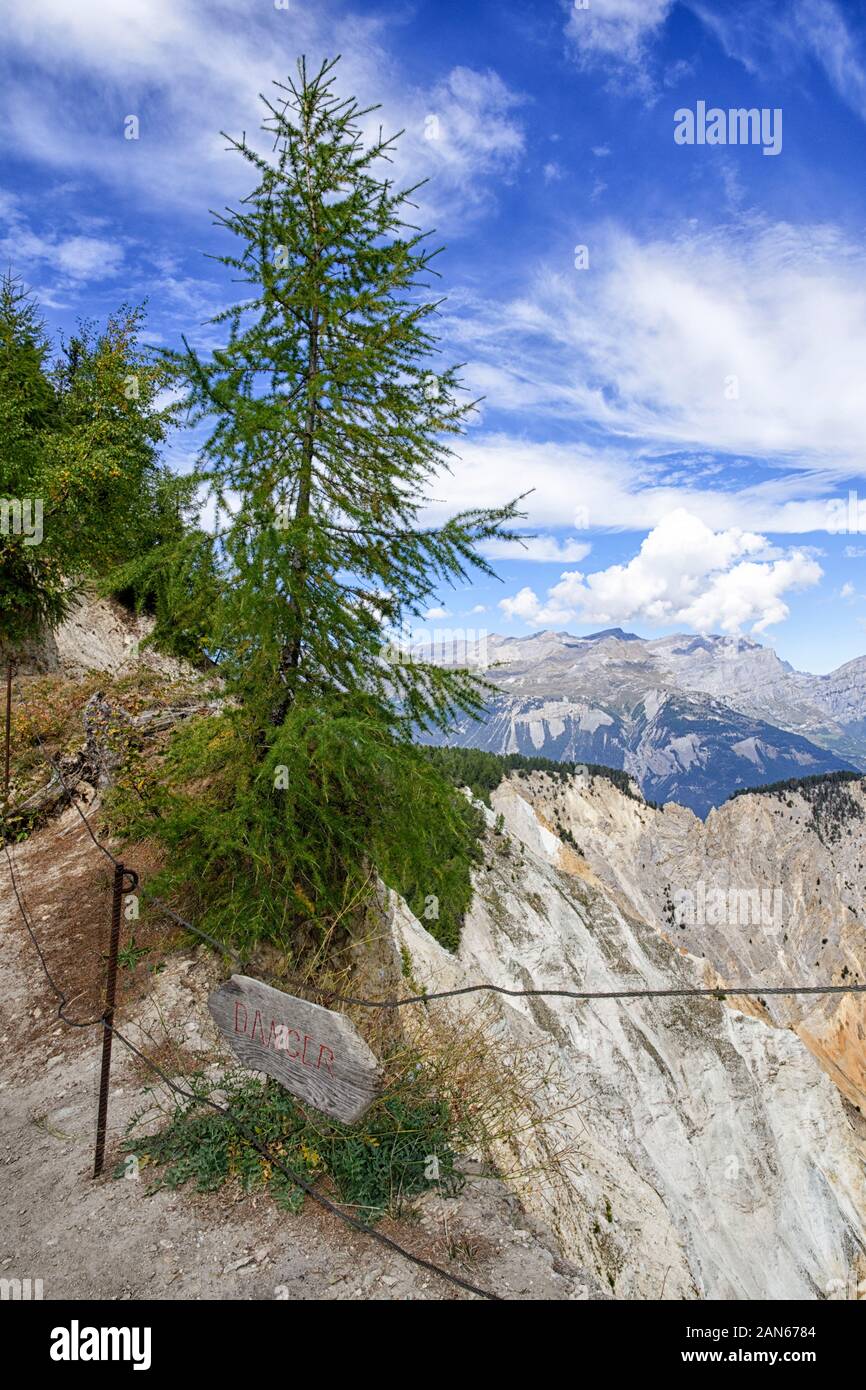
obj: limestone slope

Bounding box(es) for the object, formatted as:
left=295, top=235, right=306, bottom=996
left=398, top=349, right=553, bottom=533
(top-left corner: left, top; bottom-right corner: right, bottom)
left=389, top=777, right=866, bottom=1298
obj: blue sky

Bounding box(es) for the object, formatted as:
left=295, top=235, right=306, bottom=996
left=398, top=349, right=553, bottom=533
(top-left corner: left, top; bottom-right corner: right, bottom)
left=3, top=0, right=866, bottom=673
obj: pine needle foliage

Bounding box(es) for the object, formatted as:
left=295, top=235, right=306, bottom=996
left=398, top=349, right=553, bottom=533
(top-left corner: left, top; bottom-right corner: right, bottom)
left=112, top=699, right=483, bottom=954
left=174, top=55, right=523, bottom=734
left=0, top=279, right=196, bottom=653
left=0, top=273, right=67, bottom=645
left=134, top=56, right=523, bottom=950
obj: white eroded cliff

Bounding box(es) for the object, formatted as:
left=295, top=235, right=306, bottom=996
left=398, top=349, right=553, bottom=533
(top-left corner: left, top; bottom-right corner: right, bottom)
left=383, top=774, right=866, bottom=1298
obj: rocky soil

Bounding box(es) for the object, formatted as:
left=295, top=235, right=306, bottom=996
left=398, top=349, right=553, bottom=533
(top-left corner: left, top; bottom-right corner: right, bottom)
left=0, top=807, right=604, bottom=1302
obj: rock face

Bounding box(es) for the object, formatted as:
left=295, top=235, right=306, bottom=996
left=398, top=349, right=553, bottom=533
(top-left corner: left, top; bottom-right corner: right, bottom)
left=385, top=769, right=866, bottom=1299
left=502, top=771, right=866, bottom=1113
left=420, top=629, right=866, bottom=814
left=12, top=593, right=188, bottom=680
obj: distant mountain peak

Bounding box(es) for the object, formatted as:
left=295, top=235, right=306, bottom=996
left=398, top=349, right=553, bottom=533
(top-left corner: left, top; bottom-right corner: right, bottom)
left=423, top=621, right=866, bottom=817
left=582, top=627, right=642, bottom=643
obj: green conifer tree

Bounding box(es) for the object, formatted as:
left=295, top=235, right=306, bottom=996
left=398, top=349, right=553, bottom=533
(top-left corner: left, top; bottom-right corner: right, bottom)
left=177, top=55, right=523, bottom=737
left=129, top=57, right=526, bottom=952
left=0, top=272, right=65, bottom=648
left=0, top=281, right=209, bottom=656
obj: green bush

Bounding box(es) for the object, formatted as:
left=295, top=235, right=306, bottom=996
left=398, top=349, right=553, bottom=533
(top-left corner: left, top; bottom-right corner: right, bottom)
left=118, top=1066, right=463, bottom=1221
left=107, top=697, right=484, bottom=956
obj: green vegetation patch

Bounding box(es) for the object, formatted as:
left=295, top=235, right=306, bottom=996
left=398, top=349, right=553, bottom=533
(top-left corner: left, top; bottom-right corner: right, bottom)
left=118, top=1067, right=463, bottom=1222
left=106, top=700, right=484, bottom=956
left=422, top=744, right=640, bottom=807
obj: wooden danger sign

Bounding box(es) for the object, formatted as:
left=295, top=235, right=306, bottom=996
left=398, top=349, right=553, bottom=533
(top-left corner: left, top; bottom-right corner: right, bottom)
left=208, top=975, right=381, bottom=1124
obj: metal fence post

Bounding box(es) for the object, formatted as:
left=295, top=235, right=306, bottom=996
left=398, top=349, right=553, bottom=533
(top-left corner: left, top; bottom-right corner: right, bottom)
left=93, top=861, right=128, bottom=1178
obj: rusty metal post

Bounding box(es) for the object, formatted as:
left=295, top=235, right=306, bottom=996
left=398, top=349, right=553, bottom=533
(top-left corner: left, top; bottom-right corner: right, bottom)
left=93, top=861, right=126, bottom=1178
left=3, top=660, right=12, bottom=808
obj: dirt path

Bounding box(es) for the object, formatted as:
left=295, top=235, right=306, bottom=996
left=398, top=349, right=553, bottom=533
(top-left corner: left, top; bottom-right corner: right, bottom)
left=1, top=808, right=599, bottom=1301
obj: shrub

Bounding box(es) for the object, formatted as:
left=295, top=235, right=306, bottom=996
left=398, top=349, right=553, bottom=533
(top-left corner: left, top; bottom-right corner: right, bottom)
left=118, top=1066, right=463, bottom=1221
left=106, top=697, right=484, bottom=957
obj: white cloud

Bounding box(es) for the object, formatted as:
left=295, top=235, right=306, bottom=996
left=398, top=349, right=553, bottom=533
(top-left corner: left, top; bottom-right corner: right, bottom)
left=55, top=236, right=124, bottom=280
left=424, top=606, right=452, bottom=620
left=802, top=0, right=866, bottom=120
left=0, top=2, right=525, bottom=230
left=424, top=433, right=855, bottom=537
left=564, top=0, right=675, bottom=96
left=500, top=586, right=546, bottom=623
left=450, top=220, right=866, bottom=476
left=499, top=509, right=823, bottom=634
left=691, top=0, right=866, bottom=123
left=0, top=196, right=124, bottom=284
left=564, top=0, right=866, bottom=122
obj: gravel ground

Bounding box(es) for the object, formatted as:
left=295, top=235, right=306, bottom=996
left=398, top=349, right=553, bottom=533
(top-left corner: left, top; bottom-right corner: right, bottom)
left=1, top=806, right=604, bottom=1302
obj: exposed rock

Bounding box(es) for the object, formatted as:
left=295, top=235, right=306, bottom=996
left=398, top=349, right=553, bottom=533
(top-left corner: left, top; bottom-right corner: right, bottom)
left=382, top=773, right=866, bottom=1299
left=12, top=593, right=190, bottom=680
left=498, top=771, right=866, bottom=1114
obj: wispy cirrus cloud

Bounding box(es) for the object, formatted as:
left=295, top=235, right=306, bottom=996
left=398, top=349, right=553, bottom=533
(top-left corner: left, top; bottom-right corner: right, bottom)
left=0, top=190, right=126, bottom=292
left=691, top=0, right=866, bottom=121
left=0, top=0, right=526, bottom=230
left=449, top=218, right=866, bottom=477
left=424, top=433, right=848, bottom=540
left=565, top=0, right=866, bottom=124
left=483, top=535, right=592, bottom=563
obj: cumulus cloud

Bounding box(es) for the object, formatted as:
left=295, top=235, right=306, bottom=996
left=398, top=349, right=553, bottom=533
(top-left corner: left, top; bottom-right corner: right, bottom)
left=500, top=586, right=547, bottom=623
left=499, top=509, right=822, bottom=634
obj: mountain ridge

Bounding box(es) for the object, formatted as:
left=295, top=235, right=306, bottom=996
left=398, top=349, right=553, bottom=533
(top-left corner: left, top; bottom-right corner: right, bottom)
left=421, top=628, right=866, bottom=814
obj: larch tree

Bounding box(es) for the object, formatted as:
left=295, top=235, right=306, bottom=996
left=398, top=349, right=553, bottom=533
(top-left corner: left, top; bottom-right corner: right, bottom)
left=0, top=272, right=64, bottom=648
left=139, top=56, right=525, bottom=950
left=177, top=55, right=523, bottom=739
